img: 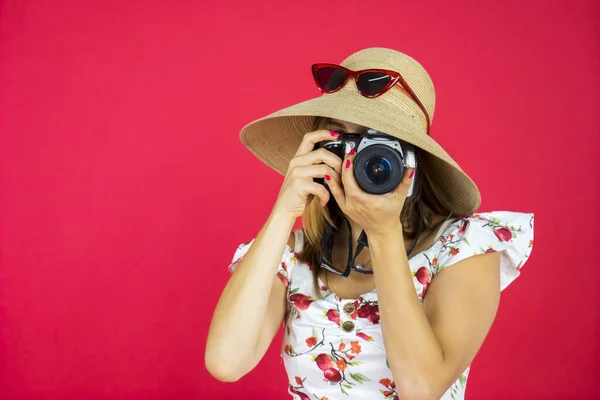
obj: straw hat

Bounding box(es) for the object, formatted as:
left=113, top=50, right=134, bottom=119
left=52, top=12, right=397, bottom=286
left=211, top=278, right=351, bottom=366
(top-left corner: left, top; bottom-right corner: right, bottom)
left=239, top=47, right=481, bottom=216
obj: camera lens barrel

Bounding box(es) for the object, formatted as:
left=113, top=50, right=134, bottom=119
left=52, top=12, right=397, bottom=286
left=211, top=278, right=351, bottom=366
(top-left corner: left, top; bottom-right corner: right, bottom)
left=354, top=144, right=404, bottom=194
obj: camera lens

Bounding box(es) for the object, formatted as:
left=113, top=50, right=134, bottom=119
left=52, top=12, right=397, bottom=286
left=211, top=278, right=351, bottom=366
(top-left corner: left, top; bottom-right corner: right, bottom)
left=364, top=156, right=392, bottom=185
left=354, top=145, right=403, bottom=194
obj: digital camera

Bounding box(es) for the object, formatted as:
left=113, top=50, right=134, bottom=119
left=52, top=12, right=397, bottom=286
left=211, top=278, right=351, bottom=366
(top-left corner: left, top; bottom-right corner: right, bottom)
left=314, top=129, right=416, bottom=196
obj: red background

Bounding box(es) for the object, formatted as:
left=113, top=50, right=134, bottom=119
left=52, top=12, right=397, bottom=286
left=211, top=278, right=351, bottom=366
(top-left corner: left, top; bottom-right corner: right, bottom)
left=1, top=1, right=599, bottom=399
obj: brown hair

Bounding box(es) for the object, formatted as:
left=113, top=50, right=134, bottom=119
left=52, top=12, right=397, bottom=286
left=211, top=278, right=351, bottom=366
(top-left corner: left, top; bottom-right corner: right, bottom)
left=296, top=117, right=460, bottom=297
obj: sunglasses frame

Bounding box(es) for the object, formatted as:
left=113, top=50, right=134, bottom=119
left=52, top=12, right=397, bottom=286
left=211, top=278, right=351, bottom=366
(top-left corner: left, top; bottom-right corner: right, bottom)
left=311, top=63, right=431, bottom=136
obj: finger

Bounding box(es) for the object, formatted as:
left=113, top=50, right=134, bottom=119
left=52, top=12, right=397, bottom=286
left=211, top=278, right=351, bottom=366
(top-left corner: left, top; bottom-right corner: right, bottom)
left=290, top=148, right=343, bottom=175
left=301, top=181, right=331, bottom=207
left=392, top=167, right=415, bottom=196
left=324, top=171, right=346, bottom=209
left=289, top=164, right=339, bottom=182
left=294, top=129, right=341, bottom=158
left=341, top=144, right=361, bottom=194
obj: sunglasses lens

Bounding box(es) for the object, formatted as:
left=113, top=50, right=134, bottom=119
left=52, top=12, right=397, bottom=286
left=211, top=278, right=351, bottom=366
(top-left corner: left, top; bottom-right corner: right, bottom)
left=316, top=67, right=347, bottom=91
left=357, top=72, right=392, bottom=96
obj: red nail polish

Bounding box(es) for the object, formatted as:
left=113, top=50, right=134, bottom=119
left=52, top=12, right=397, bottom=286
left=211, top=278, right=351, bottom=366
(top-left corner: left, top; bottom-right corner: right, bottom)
left=409, top=169, right=415, bottom=178
left=348, top=148, right=356, bottom=156
left=325, top=174, right=331, bottom=181
left=345, top=160, right=351, bottom=169
left=330, top=131, right=340, bottom=137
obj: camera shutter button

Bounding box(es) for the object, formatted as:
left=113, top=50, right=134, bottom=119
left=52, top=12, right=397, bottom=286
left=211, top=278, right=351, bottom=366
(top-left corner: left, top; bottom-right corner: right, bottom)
left=345, top=142, right=355, bottom=154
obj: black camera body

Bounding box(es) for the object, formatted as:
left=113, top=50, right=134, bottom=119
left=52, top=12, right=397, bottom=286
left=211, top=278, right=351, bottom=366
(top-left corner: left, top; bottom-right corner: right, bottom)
left=315, top=129, right=416, bottom=196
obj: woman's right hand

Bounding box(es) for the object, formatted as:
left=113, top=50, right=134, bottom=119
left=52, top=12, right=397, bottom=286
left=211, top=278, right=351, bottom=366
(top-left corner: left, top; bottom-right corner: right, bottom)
left=273, top=130, right=344, bottom=219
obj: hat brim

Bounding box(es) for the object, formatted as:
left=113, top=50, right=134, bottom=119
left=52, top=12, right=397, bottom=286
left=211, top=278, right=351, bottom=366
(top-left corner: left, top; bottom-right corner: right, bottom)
left=240, top=85, right=481, bottom=216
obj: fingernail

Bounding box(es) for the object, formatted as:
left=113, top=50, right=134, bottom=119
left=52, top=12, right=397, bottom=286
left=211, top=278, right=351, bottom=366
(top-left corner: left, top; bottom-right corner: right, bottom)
left=345, top=160, right=351, bottom=169
left=348, top=148, right=356, bottom=156
left=325, top=174, right=331, bottom=181
left=409, top=169, right=415, bottom=178
left=330, top=131, right=340, bottom=137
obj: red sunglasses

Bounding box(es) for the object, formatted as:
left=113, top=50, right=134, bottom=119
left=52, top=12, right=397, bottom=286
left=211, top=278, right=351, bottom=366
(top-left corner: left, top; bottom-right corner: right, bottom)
left=311, top=63, right=431, bottom=135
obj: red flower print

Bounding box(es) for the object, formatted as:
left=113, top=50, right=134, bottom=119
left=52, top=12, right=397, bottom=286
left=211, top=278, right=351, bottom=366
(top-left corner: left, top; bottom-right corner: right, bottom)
left=357, top=304, right=370, bottom=319
left=356, top=332, right=373, bottom=342
left=450, top=247, right=460, bottom=256
left=383, top=391, right=394, bottom=396
left=284, top=344, right=294, bottom=356
left=323, top=368, right=342, bottom=382
left=348, top=300, right=360, bottom=319
left=350, top=340, right=362, bottom=355
left=315, top=353, right=336, bottom=371
left=320, top=285, right=328, bottom=291
left=415, top=267, right=431, bottom=285
left=485, top=248, right=496, bottom=253
left=276, top=272, right=288, bottom=287
left=281, top=261, right=288, bottom=272
left=379, top=378, right=392, bottom=387
left=494, top=227, right=512, bottom=242
left=449, top=233, right=454, bottom=240
left=432, top=257, right=437, bottom=267
left=440, top=236, right=446, bottom=244
left=336, top=359, right=347, bottom=371
left=305, top=336, right=317, bottom=347
left=289, top=386, right=310, bottom=400
left=516, top=261, right=523, bottom=272
left=290, top=293, right=313, bottom=310
left=421, top=283, right=430, bottom=298
left=338, top=342, right=346, bottom=351
left=367, top=304, right=380, bottom=324
left=357, top=303, right=380, bottom=323
left=295, top=376, right=303, bottom=385
left=457, top=220, right=470, bottom=239
left=346, top=354, right=355, bottom=360
left=326, top=309, right=340, bottom=325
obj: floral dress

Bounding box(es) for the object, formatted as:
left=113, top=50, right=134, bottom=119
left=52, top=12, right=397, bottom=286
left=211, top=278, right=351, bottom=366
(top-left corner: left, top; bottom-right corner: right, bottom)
left=228, top=211, right=534, bottom=400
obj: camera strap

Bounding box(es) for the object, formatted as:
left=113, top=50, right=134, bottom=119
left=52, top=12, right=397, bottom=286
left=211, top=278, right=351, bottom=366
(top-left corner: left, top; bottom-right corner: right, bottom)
left=319, top=200, right=423, bottom=278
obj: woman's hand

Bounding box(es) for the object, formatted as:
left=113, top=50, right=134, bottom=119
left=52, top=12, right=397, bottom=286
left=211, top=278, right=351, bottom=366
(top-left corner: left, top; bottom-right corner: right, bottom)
left=273, top=130, right=344, bottom=219
left=325, top=147, right=415, bottom=238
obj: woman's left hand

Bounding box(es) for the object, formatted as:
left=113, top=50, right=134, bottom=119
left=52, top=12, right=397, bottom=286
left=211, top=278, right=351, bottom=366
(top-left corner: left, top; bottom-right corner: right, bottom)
left=325, top=147, right=414, bottom=239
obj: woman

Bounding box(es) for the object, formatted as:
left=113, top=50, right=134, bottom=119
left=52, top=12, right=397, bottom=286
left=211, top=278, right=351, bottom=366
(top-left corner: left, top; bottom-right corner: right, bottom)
left=206, top=48, right=534, bottom=400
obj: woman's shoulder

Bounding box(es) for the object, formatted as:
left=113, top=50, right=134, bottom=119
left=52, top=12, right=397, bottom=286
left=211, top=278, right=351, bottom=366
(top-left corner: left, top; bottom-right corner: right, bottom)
left=434, top=210, right=535, bottom=290
left=442, top=211, right=534, bottom=235
left=437, top=211, right=534, bottom=252
left=227, top=229, right=306, bottom=276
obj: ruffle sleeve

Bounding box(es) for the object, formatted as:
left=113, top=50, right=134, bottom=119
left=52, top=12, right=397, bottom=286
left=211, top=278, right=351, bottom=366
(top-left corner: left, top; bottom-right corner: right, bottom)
left=228, top=238, right=298, bottom=288
left=434, top=211, right=534, bottom=291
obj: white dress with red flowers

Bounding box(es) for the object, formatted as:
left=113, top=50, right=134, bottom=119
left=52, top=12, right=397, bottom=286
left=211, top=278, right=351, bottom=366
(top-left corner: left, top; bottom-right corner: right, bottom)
left=229, top=211, right=534, bottom=400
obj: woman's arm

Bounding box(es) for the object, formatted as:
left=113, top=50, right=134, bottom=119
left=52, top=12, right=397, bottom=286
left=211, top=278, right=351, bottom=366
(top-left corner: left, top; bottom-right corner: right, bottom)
left=369, top=223, right=501, bottom=400
left=206, top=129, right=342, bottom=381
left=205, top=208, right=296, bottom=382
